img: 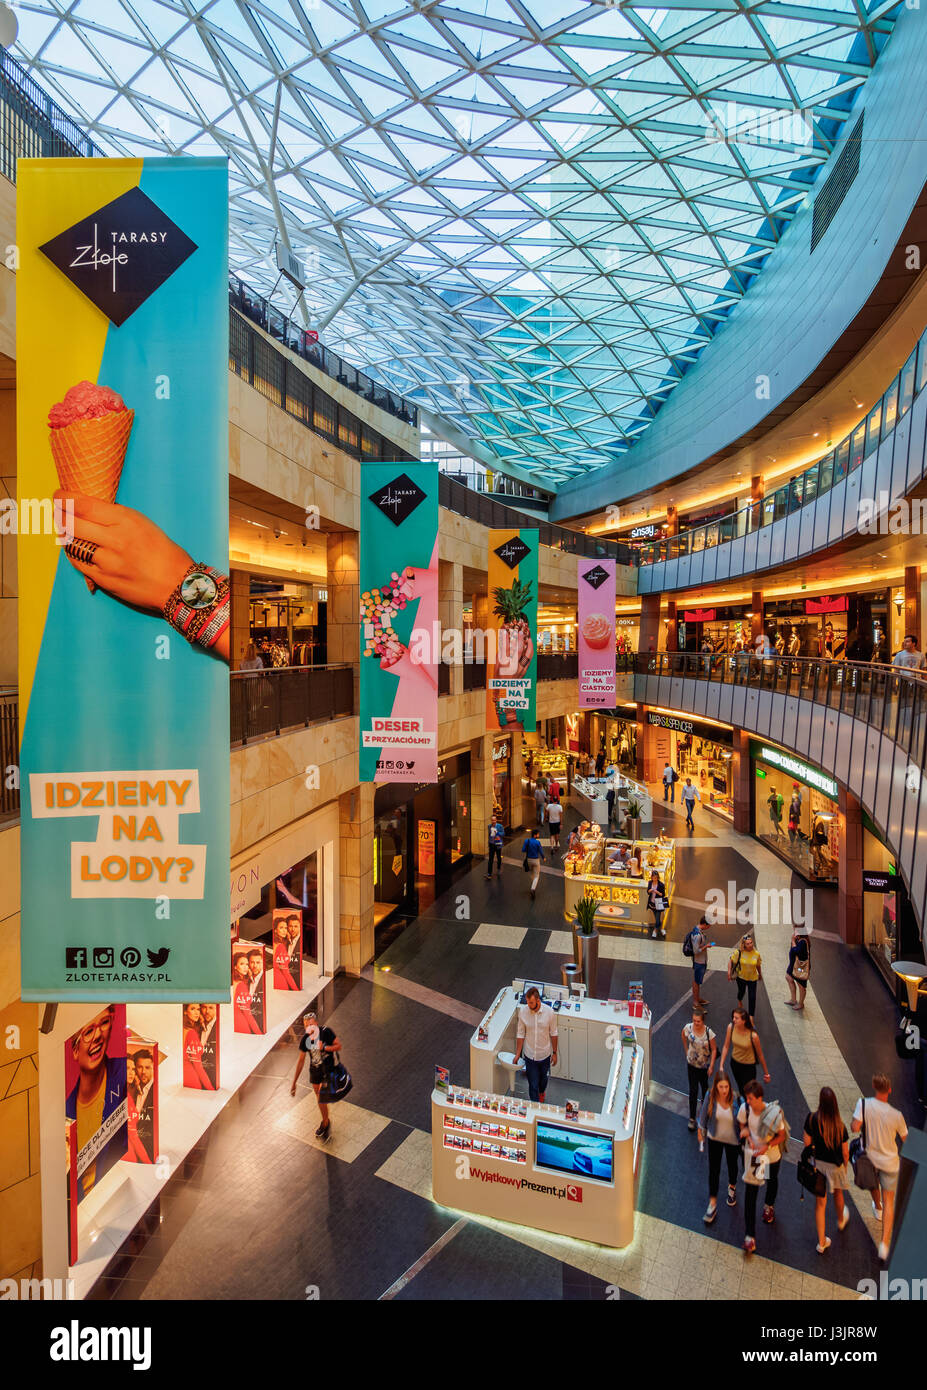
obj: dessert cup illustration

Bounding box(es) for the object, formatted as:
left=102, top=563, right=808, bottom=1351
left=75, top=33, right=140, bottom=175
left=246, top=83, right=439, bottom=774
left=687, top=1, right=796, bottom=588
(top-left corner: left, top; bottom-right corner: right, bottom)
left=48, top=380, right=134, bottom=505
left=581, top=612, right=611, bottom=649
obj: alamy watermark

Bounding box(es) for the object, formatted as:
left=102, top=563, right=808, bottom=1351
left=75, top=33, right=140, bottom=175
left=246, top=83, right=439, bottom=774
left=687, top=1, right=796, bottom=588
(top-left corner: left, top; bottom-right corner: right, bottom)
left=705, top=882, right=813, bottom=928
left=0, top=496, right=74, bottom=544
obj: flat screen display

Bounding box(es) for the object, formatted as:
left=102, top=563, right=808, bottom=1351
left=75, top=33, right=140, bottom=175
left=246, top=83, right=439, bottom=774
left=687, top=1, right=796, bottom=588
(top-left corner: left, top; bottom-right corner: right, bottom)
left=535, top=1120, right=613, bottom=1183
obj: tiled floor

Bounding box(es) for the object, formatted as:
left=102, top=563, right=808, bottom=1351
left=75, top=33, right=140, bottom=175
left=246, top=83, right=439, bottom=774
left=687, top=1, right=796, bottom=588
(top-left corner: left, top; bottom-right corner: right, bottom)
left=86, top=799, right=923, bottom=1302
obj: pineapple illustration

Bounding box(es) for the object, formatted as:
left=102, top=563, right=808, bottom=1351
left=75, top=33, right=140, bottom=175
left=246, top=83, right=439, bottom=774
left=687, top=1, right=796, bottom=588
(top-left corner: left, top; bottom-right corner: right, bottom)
left=491, top=577, right=534, bottom=726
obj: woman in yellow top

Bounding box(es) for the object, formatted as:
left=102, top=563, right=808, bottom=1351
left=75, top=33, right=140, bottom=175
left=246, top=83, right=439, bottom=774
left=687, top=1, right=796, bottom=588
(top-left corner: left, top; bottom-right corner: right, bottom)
left=719, top=1004, right=771, bottom=1101
left=728, top=931, right=763, bottom=1019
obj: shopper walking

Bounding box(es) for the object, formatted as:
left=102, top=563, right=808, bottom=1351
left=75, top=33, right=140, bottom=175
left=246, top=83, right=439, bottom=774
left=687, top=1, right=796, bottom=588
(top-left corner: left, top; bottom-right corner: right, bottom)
left=486, top=813, right=504, bottom=878
left=698, top=1073, right=741, bottom=1223
left=522, top=830, right=545, bottom=898
left=534, top=780, right=548, bottom=826
left=803, top=1086, right=850, bottom=1254
left=595, top=749, right=606, bottom=776
left=513, top=986, right=558, bottom=1103
left=892, top=634, right=926, bottom=670
left=720, top=1005, right=770, bottom=1101
left=682, top=777, right=700, bottom=828
left=291, top=1010, right=341, bottom=1141
left=646, top=869, right=668, bottom=940
left=785, top=928, right=810, bottom=1009
left=685, top=915, right=714, bottom=1008
left=729, top=931, right=763, bottom=1019
left=662, top=761, right=677, bottom=802
left=739, top=1080, right=789, bottom=1252
left=681, top=1006, right=717, bottom=1132
left=548, top=773, right=560, bottom=801
left=546, top=795, right=562, bottom=850
left=852, top=1073, right=909, bottom=1262
left=606, top=782, right=615, bottom=827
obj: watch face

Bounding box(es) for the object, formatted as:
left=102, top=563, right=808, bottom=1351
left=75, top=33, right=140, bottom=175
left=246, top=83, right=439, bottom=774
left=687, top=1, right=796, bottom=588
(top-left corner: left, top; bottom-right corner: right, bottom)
left=181, top=570, right=218, bottom=609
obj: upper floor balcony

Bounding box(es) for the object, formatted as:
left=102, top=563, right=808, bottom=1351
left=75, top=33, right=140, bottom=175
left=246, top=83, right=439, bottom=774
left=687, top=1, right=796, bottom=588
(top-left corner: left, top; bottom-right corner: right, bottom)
left=637, top=325, right=927, bottom=594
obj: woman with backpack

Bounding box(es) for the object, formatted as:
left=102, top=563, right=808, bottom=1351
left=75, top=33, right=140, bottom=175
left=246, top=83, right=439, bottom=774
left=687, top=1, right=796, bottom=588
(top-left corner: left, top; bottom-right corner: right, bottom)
left=719, top=1005, right=771, bottom=1101
left=785, top=928, right=810, bottom=1010
left=728, top=931, right=763, bottom=1019
left=802, top=1086, right=850, bottom=1254
left=697, top=1072, right=741, bottom=1224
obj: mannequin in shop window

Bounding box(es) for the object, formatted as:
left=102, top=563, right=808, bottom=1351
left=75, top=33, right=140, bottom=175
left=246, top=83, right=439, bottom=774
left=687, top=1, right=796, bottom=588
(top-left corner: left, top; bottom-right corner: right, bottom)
left=766, top=788, right=784, bottom=839
left=819, top=621, right=845, bottom=661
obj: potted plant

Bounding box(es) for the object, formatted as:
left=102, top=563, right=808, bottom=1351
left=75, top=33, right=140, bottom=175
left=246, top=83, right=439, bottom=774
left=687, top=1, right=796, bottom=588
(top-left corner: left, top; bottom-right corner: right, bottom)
left=572, top=894, right=599, bottom=998
left=491, top=577, right=534, bottom=728
left=625, top=797, right=642, bottom=842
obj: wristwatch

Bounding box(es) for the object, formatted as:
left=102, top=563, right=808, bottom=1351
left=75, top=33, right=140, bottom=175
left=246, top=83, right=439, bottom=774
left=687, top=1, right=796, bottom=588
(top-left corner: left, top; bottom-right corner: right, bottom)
left=163, top=564, right=230, bottom=651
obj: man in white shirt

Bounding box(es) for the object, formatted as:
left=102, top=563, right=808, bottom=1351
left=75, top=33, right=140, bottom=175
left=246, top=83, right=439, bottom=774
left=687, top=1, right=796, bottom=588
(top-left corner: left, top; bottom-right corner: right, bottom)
left=682, top=777, right=701, bottom=828
left=852, top=1072, right=909, bottom=1262
left=513, top=987, right=558, bottom=1104
left=892, top=634, right=926, bottom=670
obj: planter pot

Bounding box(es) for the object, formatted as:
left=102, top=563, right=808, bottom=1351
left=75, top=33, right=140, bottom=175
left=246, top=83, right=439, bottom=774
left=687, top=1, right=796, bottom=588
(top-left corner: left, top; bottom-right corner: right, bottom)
left=573, top=928, right=600, bottom=998
left=628, top=818, right=641, bottom=841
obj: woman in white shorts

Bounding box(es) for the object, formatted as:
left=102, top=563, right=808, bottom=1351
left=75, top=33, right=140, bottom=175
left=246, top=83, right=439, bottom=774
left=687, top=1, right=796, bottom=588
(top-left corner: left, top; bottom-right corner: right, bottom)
left=803, top=1086, right=850, bottom=1254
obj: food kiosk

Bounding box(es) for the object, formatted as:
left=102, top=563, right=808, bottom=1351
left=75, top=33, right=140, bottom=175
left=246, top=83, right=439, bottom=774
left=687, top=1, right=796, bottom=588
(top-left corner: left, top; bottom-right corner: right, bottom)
left=563, top=832, right=675, bottom=929
left=572, top=770, right=653, bottom=827
left=431, top=980, right=650, bottom=1248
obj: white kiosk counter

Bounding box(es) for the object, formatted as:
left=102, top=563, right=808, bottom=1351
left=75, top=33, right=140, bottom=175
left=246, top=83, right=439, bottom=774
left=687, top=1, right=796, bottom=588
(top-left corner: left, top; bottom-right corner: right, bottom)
left=431, top=982, right=650, bottom=1248
left=572, top=773, right=653, bottom=827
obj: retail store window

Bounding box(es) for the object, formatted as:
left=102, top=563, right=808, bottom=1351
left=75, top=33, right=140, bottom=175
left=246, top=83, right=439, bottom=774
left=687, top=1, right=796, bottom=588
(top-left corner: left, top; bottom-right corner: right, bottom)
left=375, top=804, right=410, bottom=926
left=753, top=752, right=838, bottom=882
left=239, top=849, right=321, bottom=965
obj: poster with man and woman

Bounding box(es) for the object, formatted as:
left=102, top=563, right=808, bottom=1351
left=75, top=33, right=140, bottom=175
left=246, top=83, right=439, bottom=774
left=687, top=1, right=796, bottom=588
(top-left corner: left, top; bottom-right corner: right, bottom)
left=232, top=941, right=266, bottom=1034
left=124, top=1030, right=159, bottom=1164
left=272, top=908, right=303, bottom=991
left=182, top=1002, right=220, bottom=1089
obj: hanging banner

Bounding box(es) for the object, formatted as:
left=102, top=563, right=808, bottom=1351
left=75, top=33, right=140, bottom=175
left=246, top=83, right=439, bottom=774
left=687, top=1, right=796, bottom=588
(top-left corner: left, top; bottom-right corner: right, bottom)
left=359, top=463, right=439, bottom=783
left=64, top=1004, right=128, bottom=1206
left=17, top=157, right=230, bottom=1001
left=182, top=1002, right=220, bottom=1090
left=578, top=558, right=616, bottom=708
left=487, top=530, right=538, bottom=732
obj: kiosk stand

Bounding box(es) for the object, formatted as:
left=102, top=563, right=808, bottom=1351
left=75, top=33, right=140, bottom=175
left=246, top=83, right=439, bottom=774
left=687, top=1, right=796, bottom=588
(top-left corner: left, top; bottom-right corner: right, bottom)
left=431, top=981, right=650, bottom=1248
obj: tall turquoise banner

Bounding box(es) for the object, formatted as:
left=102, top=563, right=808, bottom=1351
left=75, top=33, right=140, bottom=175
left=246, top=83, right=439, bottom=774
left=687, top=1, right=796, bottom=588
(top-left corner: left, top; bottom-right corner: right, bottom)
left=17, top=157, right=230, bottom=1000
left=359, top=463, right=439, bottom=782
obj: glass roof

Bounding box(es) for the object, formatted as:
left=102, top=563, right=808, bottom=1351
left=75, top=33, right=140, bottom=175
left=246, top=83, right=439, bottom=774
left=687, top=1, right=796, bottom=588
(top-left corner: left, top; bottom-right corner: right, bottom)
left=15, top=1, right=896, bottom=487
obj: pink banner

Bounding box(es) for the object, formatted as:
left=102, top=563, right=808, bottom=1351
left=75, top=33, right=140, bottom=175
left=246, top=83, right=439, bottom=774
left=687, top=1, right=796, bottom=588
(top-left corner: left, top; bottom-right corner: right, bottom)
left=578, top=559, right=616, bottom=709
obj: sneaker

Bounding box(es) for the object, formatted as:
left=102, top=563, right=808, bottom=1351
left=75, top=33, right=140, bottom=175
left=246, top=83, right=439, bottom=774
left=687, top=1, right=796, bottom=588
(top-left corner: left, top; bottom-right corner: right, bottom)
left=703, top=1204, right=717, bottom=1224
left=660, top=930, right=666, bottom=939
left=315, top=1121, right=327, bottom=1137
left=878, top=1242, right=889, bottom=1262
left=318, top=1123, right=331, bottom=1143
left=651, top=929, right=657, bottom=939
left=743, top=1236, right=756, bottom=1255
left=727, top=1185, right=737, bottom=1207
left=688, top=1118, right=696, bottom=1131
left=816, top=1238, right=831, bottom=1255
left=871, top=1200, right=883, bottom=1221
left=763, top=1205, right=775, bottom=1224
left=837, top=1212, right=850, bottom=1232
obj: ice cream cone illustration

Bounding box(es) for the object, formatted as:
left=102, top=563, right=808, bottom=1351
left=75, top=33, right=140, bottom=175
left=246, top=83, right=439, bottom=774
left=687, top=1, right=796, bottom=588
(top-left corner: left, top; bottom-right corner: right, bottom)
left=48, top=381, right=133, bottom=504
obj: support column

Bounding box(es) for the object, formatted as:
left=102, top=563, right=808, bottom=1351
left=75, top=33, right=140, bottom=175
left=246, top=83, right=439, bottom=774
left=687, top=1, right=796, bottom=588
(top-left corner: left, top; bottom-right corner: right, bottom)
left=666, top=597, right=678, bottom=652
left=732, top=729, right=752, bottom=834
left=440, top=559, right=463, bottom=695
left=751, top=475, right=765, bottom=532
left=751, top=590, right=764, bottom=645
left=338, top=784, right=375, bottom=975
left=230, top=569, right=251, bottom=669
left=470, top=733, right=494, bottom=856
left=838, top=786, right=863, bottom=947
left=904, top=565, right=921, bottom=648
left=639, top=592, right=661, bottom=657
left=510, top=736, right=529, bottom=830
left=327, top=531, right=360, bottom=709
left=635, top=703, right=646, bottom=781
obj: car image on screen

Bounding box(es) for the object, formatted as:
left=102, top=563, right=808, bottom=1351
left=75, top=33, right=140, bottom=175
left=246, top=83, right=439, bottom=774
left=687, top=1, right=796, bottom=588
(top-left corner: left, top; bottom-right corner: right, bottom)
left=535, top=1120, right=613, bottom=1183
left=572, top=1146, right=612, bottom=1180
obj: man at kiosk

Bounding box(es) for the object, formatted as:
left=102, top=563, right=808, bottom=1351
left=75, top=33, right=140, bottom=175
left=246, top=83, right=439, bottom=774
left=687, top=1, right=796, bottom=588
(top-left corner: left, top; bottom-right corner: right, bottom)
left=513, top=987, right=559, bottom=1103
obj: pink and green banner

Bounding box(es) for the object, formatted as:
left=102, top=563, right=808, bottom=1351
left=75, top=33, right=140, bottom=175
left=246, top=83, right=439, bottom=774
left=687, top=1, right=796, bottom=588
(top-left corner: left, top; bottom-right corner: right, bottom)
left=578, top=558, right=616, bottom=709
left=359, top=464, right=439, bottom=783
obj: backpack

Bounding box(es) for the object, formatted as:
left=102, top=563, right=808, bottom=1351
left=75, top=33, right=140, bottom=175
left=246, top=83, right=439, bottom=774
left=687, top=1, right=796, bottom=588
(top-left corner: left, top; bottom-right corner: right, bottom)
left=683, top=927, right=701, bottom=959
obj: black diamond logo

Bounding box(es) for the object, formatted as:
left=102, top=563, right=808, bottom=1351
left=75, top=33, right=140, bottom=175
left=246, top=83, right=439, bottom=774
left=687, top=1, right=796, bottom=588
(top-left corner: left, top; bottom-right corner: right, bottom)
left=368, top=472, right=427, bottom=526
left=494, top=536, right=530, bottom=569
left=39, top=186, right=198, bottom=327
left=582, top=564, right=610, bottom=590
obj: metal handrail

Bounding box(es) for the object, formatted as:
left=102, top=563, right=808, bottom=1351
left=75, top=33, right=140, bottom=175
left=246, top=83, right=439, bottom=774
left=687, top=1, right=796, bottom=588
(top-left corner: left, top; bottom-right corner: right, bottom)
left=637, top=324, right=927, bottom=567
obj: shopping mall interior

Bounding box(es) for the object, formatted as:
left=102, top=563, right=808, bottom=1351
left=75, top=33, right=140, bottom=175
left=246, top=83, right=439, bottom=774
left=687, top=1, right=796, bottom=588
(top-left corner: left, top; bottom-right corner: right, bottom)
left=2, top=0, right=927, bottom=1333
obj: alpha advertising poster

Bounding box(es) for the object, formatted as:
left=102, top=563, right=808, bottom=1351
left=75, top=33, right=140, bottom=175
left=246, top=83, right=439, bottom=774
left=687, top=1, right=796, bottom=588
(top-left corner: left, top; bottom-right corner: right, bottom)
left=124, top=1029, right=158, bottom=1164
left=487, top=530, right=538, bottom=732
left=232, top=940, right=267, bottom=1035
left=578, top=558, right=616, bottom=708
left=272, top=907, right=302, bottom=991
left=17, top=157, right=229, bottom=1001
left=64, top=1004, right=128, bottom=1206
left=359, top=463, right=439, bottom=784
left=182, top=1002, right=220, bottom=1090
